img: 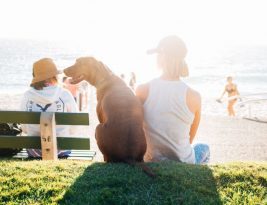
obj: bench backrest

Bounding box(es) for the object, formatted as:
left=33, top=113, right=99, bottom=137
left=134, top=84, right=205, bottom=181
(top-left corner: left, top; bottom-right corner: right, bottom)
left=0, top=111, right=90, bottom=160
left=0, top=111, right=89, bottom=125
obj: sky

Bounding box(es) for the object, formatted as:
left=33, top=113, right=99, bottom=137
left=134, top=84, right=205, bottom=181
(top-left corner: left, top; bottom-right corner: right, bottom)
left=1, top=0, right=267, bottom=46
left=0, top=0, right=267, bottom=80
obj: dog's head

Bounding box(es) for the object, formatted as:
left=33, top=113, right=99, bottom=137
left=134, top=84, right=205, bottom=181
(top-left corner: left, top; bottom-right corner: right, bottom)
left=64, top=57, right=112, bottom=86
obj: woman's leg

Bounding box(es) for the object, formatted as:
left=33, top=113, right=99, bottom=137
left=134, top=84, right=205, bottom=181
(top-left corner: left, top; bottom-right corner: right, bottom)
left=193, top=143, right=210, bottom=164
left=227, top=103, right=232, bottom=116
left=228, top=100, right=237, bottom=116
left=227, top=102, right=235, bottom=116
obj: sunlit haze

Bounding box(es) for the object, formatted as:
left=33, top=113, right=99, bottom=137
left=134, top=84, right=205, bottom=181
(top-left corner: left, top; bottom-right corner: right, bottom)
left=0, top=0, right=267, bottom=82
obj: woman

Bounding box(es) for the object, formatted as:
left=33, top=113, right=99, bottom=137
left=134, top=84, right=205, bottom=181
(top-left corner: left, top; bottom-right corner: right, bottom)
left=218, top=76, right=239, bottom=116
left=129, top=72, right=136, bottom=90
left=136, top=36, right=210, bottom=164
left=21, top=58, right=78, bottom=158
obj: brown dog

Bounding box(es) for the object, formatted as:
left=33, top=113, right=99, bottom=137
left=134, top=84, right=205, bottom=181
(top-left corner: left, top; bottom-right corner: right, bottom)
left=64, top=57, right=154, bottom=177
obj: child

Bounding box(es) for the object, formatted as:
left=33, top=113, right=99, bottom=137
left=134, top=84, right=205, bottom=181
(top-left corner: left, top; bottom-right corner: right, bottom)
left=21, top=58, right=78, bottom=158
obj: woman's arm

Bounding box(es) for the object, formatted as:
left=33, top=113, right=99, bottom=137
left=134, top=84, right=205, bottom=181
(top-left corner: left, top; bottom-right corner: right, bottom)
left=186, top=89, right=201, bottom=144
left=219, top=86, right=227, bottom=99
left=220, top=90, right=226, bottom=99
left=189, top=108, right=201, bottom=144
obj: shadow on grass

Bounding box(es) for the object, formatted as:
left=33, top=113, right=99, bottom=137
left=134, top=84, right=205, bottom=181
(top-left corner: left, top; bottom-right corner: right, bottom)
left=59, top=161, right=222, bottom=205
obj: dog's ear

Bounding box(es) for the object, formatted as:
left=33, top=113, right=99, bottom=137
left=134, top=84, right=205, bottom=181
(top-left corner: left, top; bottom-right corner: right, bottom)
left=96, top=61, right=113, bottom=77
left=103, top=64, right=113, bottom=74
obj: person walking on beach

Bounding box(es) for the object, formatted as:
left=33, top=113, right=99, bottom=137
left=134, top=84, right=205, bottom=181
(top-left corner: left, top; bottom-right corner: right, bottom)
left=218, top=76, right=239, bottom=116
left=120, top=73, right=126, bottom=81
left=136, top=35, right=210, bottom=164
left=129, top=72, right=136, bottom=90
left=20, top=58, right=78, bottom=158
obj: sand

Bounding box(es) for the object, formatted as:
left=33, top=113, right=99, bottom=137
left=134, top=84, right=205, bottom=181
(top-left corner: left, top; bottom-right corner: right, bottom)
left=197, top=115, right=267, bottom=164
left=1, top=93, right=266, bottom=164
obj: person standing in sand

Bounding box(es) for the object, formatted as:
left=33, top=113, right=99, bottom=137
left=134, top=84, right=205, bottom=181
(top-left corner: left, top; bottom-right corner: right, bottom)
left=129, top=72, right=137, bottom=90
left=136, top=35, right=210, bottom=164
left=218, top=76, right=239, bottom=116
left=63, top=76, right=79, bottom=102
left=20, top=58, right=78, bottom=158
left=120, top=73, right=126, bottom=81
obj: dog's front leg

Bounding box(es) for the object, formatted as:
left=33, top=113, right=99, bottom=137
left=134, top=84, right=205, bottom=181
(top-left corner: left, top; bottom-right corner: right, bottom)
left=95, top=123, right=110, bottom=162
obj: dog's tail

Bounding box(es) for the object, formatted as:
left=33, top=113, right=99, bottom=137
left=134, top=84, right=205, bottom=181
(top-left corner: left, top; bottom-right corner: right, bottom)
left=124, top=159, right=156, bottom=178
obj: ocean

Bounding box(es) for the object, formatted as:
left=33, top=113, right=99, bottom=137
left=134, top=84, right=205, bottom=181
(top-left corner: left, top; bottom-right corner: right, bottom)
left=0, top=38, right=266, bottom=117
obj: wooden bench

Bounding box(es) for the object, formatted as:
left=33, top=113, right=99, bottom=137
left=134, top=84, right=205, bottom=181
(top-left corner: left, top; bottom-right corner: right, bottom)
left=0, top=111, right=95, bottom=160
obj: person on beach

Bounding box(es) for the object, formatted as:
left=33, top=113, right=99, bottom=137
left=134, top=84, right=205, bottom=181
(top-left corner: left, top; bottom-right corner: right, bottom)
left=78, top=81, right=89, bottom=111
left=20, top=58, right=78, bottom=158
left=63, top=76, right=78, bottom=102
left=120, top=73, right=126, bottom=80
left=136, top=35, right=210, bottom=164
left=129, top=72, right=136, bottom=90
left=218, top=76, right=239, bottom=116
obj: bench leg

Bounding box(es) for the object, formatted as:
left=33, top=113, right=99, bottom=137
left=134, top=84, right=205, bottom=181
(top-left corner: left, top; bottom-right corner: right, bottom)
left=40, top=112, right=58, bottom=160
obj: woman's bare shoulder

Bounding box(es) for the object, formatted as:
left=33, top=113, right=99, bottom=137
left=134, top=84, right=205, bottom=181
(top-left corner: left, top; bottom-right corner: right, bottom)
left=135, top=83, right=149, bottom=104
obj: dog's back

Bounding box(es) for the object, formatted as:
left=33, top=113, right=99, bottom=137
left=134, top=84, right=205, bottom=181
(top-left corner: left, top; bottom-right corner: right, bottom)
left=64, top=57, right=154, bottom=176
left=95, top=76, right=147, bottom=162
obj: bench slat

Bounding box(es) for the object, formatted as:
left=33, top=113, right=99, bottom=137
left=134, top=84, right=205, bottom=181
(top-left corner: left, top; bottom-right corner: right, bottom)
left=58, top=137, right=90, bottom=150
left=0, top=111, right=89, bottom=125
left=0, top=136, right=40, bottom=149
left=0, top=136, right=90, bottom=150
left=56, top=113, right=89, bottom=125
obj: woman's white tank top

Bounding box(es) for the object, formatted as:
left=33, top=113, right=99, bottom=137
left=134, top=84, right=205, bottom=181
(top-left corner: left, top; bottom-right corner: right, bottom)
left=143, top=78, right=195, bottom=164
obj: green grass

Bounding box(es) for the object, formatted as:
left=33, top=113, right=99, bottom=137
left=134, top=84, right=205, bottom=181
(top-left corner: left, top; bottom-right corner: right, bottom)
left=0, top=160, right=266, bottom=205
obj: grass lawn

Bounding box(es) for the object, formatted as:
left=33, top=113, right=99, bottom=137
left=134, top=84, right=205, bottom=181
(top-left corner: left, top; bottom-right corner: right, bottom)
left=0, top=159, right=266, bottom=205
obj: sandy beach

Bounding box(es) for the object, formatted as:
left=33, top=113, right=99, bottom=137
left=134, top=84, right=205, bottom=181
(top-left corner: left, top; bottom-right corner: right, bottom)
left=1, top=93, right=266, bottom=164
left=197, top=115, right=267, bottom=163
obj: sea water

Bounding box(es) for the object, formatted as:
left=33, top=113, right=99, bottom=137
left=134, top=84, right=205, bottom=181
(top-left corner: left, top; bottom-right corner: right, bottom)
left=0, top=38, right=266, bottom=117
